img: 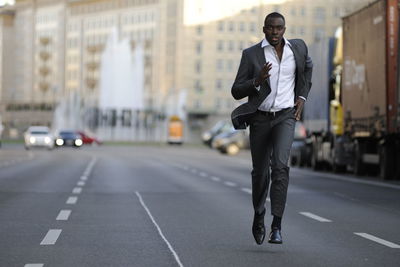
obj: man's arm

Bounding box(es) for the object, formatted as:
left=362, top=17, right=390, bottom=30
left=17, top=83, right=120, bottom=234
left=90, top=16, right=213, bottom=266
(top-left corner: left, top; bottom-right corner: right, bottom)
left=231, top=50, right=258, bottom=100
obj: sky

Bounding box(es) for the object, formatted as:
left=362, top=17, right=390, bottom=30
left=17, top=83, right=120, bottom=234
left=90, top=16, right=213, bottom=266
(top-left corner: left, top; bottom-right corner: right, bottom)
left=0, top=0, right=15, bottom=6
left=184, top=0, right=287, bottom=25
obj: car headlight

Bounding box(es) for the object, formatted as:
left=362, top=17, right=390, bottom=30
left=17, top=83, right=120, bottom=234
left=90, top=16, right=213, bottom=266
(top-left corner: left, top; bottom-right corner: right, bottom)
left=29, top=136, right=36, bottom=144
left=75, top=139, right=83, bottom=146
left=202, top=132, right=211, bottom=141
left=56, top=139, right=64, bottom=146
left=44, top=137, right=51, bottom=144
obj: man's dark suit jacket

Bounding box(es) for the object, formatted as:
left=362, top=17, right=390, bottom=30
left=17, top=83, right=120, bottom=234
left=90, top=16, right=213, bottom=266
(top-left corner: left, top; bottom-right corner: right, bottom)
left=231, top=39, right=313, bottom=129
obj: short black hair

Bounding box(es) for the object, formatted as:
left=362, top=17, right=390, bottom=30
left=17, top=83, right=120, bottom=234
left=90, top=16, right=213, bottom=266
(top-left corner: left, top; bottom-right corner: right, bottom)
left=264, top=12, right=285, bottom=26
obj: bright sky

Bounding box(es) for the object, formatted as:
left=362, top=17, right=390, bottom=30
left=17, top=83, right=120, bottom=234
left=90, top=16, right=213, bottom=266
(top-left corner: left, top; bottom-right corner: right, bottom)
left=0, top=0, right=15, bottom=6
left=184, top=0, right=287, bottom=25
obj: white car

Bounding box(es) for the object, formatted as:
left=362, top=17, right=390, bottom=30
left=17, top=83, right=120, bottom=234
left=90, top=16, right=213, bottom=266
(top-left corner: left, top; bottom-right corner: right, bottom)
left=24, top=126, right=54, bottom=150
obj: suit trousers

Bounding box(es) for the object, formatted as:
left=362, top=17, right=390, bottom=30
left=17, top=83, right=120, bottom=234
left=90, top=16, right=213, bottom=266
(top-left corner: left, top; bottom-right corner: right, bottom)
left=249, top=108, right=296, bottom=218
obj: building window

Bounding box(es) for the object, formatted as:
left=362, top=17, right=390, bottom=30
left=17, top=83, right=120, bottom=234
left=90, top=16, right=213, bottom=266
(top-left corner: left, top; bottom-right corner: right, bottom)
left=218, top=21, right=224, bottom=32
left=238, top=41, right=244, bottom=51
left=194, top=80, right=203, bottom=93
left=196, top=41, right=202, bottom=54
left=291, top=8, right=296, bottom=16
left=239, top=22, right=245, bottom=32
left=314, top=27, right=325, bottom=42
left=215, top=98, right=221, bottom=108
left=228, top=21, right=234, bottom=32
left=249, top=22, right=256, bottom=33
left=216, top=79, right=222, bottom=90
left=196, top=25, right=203, bottom=35
left=217, top=40, right=224, bottom=51
left=314, top=7, right=326, bottom=23
left=216, top=59, right=223, bottom=71
left=300, top=7, right=306, bottom=16
left=195, top=60, right=202, bottom=73
left=299, top=27, right=305, bottom=36
left=194, top=99, right=202, bottom=108
left=227, top=59, right=234, bottom=71
left=228, top=41, right=234, bottom=52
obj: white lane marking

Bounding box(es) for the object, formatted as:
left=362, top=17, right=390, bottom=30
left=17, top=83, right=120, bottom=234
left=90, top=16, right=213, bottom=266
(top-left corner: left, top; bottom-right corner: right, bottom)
left=190, top=169, right=197, bottom=174
left=135, top=192, right=184, bottom=267
left=266, top=198, right=271, bottom=202
left=56, top=210, right=71, bottom=221
left=199, top=172, right=208, bottom=177
left=80, top=176, right=88, bottom=181
left=299, top=212, right=332, bottom=222
left=354, top=233, right=400, bottom=248
left=241, top=187, right=252, bottom=194
left=66, top=196, right=78, bottom=205
left=210, top=176, right=221, bottom=182
left=40, top=229, right=62, bottom=245
left=224, top=181, right=236, bottom=187
left=72, top=187, right=82, bottom=194
left=182, top=166, right=189, bottom=171
left=77, top=181, right=85, bottom=186
left=24, top=264, right=44, bottom=267
left=292, top=168, right=400, bottom=190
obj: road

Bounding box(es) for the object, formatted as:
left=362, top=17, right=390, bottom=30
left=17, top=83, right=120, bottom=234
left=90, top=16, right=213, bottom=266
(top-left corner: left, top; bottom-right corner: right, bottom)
left=0, top=144, right=399, bottom=267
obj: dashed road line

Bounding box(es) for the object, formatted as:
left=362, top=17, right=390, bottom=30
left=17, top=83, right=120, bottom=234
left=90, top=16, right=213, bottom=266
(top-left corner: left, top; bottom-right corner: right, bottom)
left=24, top=264, right=44, bottom=267
left=354, top=233, right=400, bottom=248
left=72, top=187, right=82, bottom=194
left=80, top=176, right=88, bottom=181
left=40, top=229, right=62, bottom=245
left=241, top=187, right=252, bottom=194
left=77, top=181, right=85, bottom=186
left=299, top=212, right=332, bottom=222
left=56, top=210, right=71, bottom=221
left=224, top=181, right=237, bottom=187
left=199, top=172, right=208, bottom=177
left=210, top=176, right=221, bottom=182
left=135, top=192, right=184, bottom=267
left=66, top=196, right=78, bottom=205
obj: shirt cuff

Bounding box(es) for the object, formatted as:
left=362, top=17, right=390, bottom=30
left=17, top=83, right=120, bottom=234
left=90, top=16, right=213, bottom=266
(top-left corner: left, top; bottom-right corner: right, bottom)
left=298, top=96, right=306, bottom=101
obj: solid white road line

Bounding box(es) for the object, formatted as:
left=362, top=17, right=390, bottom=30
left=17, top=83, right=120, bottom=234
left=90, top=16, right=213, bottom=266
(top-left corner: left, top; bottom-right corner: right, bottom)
left=241, top=187, right=252, bottom=194
left=56, top=210, right=71, bottom=221
left=77, top=181, right=85, bottom=186
left=354, top=233, right=400, bottom=248
left=224, top=181, right=237, bottom=187
left=24, top=264, right=44, bottom=267
left=211, top=176, right=221, bottom=182
left=72, top=187, right=82, bottom=194
left=135, top=192, right=184, bottom=267
left=299, top=212, right=332, bottom=222
left=66, top=196, right=78, bottom=205
left=40, top=229, right=62, bottom=245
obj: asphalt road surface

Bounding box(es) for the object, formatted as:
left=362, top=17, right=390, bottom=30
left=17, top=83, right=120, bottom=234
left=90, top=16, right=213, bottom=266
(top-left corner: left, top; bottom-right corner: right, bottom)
left=0, top=144, right=399, bottom=267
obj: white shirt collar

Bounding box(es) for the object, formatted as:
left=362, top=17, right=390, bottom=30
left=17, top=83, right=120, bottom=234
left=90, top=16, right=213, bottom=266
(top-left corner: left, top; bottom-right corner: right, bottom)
left=261, top=38, right=291, bottom=48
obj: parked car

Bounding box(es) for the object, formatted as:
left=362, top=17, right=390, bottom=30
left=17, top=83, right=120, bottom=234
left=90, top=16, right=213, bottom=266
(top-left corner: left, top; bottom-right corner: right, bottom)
left=24, top=126, right=54, bottom=150
left=212, top=127, right=250, bottom=155
left=76, top=131, right=102, bottom=145
left=202, top=120, right=232, bottom=147
left=290, top=122, right=310, bottom=167
left=55, top=130, right=83, bottom=148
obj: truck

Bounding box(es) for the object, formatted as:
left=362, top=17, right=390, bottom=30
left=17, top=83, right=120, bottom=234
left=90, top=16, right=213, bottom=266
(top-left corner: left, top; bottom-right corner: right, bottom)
left=308, top=0, right=400, bottom=180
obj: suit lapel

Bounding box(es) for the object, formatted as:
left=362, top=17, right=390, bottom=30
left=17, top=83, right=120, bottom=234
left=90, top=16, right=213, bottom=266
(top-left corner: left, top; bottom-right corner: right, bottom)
left=288, top=40, right=301, bottom=72
left=255, top=41, right=270, bottom=88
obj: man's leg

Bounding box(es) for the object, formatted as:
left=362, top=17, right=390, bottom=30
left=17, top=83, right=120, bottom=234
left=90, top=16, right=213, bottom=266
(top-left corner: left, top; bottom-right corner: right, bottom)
left=249, top=115, right=272, bottom=216
left=270, top=115, right=296, bottom=223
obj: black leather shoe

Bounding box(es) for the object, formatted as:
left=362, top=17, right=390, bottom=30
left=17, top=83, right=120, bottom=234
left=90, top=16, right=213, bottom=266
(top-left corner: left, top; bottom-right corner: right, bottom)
left=252, top=214, right=266, bottom=245
left=268, top=227, right=283, bottom=244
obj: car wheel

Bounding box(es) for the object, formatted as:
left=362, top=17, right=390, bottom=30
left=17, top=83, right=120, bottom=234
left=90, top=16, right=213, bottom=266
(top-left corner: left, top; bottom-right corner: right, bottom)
left=226, top=144, right=240, bottom=155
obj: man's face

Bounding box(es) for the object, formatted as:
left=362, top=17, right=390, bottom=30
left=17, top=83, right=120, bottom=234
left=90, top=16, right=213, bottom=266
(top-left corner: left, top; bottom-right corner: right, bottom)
left=263, top=17, right=286, bottom=47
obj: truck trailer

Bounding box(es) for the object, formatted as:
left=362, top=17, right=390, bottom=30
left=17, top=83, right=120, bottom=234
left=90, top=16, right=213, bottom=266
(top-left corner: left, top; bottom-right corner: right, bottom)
left=309, top=0, right=400, bottom=179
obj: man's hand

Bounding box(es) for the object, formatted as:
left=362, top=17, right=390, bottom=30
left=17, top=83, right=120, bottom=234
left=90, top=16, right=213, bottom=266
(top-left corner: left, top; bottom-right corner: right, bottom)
left=254, top=62, right=272, bottom=87
left=294, top=98, right=305, bottom=121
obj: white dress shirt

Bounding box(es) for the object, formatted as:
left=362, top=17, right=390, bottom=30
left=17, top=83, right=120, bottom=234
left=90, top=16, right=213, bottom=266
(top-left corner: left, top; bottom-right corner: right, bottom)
left=257, top=38, right=296, bottom=112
